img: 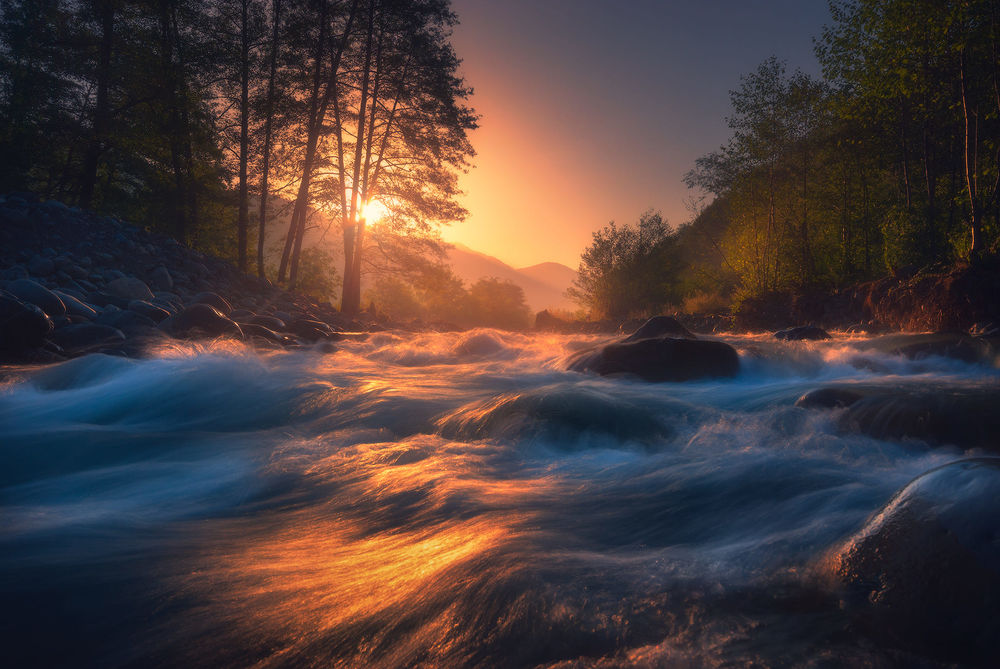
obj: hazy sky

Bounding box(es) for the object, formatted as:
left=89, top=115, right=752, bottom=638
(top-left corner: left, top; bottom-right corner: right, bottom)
left=442, top=0, right=831, bottom=268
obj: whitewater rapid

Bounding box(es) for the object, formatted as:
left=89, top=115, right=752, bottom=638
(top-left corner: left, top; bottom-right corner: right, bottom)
left=1, top=330, right=997, bottom=667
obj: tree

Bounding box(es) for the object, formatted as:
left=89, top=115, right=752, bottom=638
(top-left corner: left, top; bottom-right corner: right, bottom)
left=568, top=210, right=679, bottom=319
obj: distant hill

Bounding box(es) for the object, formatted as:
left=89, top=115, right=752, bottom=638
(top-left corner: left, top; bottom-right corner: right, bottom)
left=446, top=243, right=576, bottom=312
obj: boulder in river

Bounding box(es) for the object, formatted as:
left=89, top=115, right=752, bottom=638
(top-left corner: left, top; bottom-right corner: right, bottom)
left=774, top=325, right=831, bottom=341
left=249, top=314, right=285, bottom=331
left=160, top=303, right=243, bottom=339
left=48, top=323, right=126, bottom=352
left=824, top=458, right=1000, bottom=664
left=622, top=315, right=694, bottom=341
left=836, top=388, right=1000, bottom=451
left=795, top=387, right=864, bottom=409
left=106, top=276, right=154, bottom=302
left=5, top=279, right=66, bottom=317
left=52, top=290, right=97, bottom=320
left=569, top=337, right=740, bottom=382
left=0, top=290, right=53, bottom=351
left=127, top=299, right=170, bottom=323
left=190, top=291, right=232, bottom=316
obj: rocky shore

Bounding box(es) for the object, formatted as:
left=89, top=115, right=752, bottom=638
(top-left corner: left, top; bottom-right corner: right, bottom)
left=0, top=193, right=380, bottom=365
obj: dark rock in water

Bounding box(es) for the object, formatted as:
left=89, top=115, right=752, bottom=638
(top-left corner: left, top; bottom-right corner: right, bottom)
left=287, top=318, right=334, bottom=341
left=273, top=310, right=295, bottom=324
left=5, top=279, right=66, bottom=317
left=774, top=325, right=831, bottom=341
left=0, top=291, right=53, bottom=351
left=230, top=308, right=255, bottom=321
left=825, top=458, right=1000, bottom=664
left=569, top=337, right=740, bottom=382
left=622, top=316, right=694, bottom=341
left=437, top=384, right=678, bottom=443
left=239, top=322, right=290, bottom=345
left=51, top=290, right=97, bottom=320
left=160, top=303, right=243, bottom=339
left=190, top=291, right=232, bottom=316
left=795, top=387, right=864, bottom=409
left=250, top=314, right=285, bottom=331
left=97, top=309, right=158, bottom=335
left=891, top=332, right=988, bottom=364
left=48, top=323, right=126, bottom=351
left=87, top=291, right=130, bottom=310
left=148, top=265, right=173, bottom=291
left=837, top=388, right=1000, bottom=451
left=127, top=299, right=170, bottom=323
left=27, top=254, right=55, bottom=276
left=106, top=276, right=154, bottom=301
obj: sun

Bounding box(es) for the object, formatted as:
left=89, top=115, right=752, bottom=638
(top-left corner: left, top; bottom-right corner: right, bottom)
left=359, top=199, right=390, bottom=223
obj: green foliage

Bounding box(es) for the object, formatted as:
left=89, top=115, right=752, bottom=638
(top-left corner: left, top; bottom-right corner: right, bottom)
left=675, top=0, right=1000, bottom=306
left=568, top=210, right=683, bottom=319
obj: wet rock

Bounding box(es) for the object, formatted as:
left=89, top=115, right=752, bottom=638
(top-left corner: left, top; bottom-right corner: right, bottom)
left=250, top=314, right=286, bottom=331
left=230, top=308, right=255, bottom=321
left=87, top=291, right=130, bottom=310
left=837, top=388, right=1000, bottom=451
left=624, top=316, right=695, bottom=341
left=190, top=291, right=232, bottom=316
left=569, top=337, right=740, bottom=382
left=825, top=458, right=1000, bottom=664
left=774, top=325, right=831, bottom=341
left=287, top=318, right=334, bottom=341
left=4, top=279, right=66, bottom=317
left=891, top=332, right=988, bottom=364
left=51, top=290, right=98, bottom=320
left=148, top=266, right=173, bottom=291
left=795, top=387, right=864, bottom=409
left=127, top=299, right=170, bottom=323
left=48, top=323, right=126, bottom=352
left=239, top=322, right=290, bottom=345
left=0, top=291, right=53, bottom=351
left=106, top=276, right=154, bottom=302
left=27, top=254, right=55, bottom=276
left=160, top=303, right=243, bottom=339
left=96, top=309, right=159, bottom=336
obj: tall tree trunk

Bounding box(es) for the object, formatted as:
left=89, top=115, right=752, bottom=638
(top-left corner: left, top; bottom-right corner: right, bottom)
left=79, top=0, right=114, bottom=209
left=338, top=0, right=375, bottom=312
left=159, top=0, right=186, bottom=242
left=287, top=0, right=360, bottom=289
left=277, top=0, right=329, bottom=283
left=237, top=0, right=250, bottom=271
left=960, top=48, right=983, bottom=259
left=257, top=0, right=281, bottom=279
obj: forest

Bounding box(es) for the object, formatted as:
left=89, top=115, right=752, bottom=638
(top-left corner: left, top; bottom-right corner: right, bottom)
left=572, top=0, right=1000, bottom=321
left=0, top=0, right=504, bottom=317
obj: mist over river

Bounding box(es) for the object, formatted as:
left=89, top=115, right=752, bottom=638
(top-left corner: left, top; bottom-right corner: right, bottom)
left=2, top=330, right=999, bottom=667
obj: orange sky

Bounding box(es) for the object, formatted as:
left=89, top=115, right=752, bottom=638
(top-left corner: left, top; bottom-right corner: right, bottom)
left=441, top=0, right=829, bottom=269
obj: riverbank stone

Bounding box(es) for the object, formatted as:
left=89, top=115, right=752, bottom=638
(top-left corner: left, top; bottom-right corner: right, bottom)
left=824, top=458, right=1000, bottom=664
left=569, top=336, right=740, bottom=382
left=4, top=279, right=66, bottom=317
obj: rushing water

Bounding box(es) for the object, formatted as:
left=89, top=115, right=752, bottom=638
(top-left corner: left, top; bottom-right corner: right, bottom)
left=1, top=330, right=998, bottom=667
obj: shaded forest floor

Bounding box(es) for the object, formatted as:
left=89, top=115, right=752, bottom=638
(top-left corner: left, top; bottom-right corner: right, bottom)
left=0, top=193, right=383, bottom=364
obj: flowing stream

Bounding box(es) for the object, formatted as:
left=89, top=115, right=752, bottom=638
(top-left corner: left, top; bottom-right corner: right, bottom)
left=1, top=330, right=998, bottom=667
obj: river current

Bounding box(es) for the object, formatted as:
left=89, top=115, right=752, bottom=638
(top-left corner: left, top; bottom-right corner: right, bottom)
left=1, top=330, right=997, bottom=667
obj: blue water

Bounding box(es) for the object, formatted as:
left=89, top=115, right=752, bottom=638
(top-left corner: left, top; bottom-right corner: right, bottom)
left=1, top=331, right=997, bottom=667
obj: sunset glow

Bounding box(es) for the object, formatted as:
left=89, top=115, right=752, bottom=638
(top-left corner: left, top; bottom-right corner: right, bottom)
left=359, top=199, right=390, bottom=224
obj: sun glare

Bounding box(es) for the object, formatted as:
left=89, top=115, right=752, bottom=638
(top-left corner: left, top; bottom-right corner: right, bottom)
left=359, top=199, right=390, bottom=223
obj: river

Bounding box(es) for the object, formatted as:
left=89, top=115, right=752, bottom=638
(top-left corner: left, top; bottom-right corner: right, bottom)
left=1, top=330, right=997, bottom=667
